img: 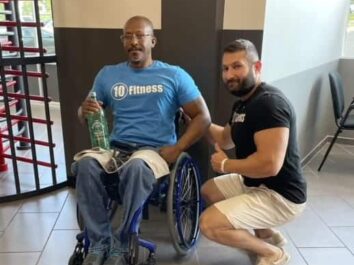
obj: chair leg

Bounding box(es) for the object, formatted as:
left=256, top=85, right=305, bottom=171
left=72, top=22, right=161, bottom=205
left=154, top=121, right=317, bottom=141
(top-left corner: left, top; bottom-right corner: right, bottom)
left=318, top=128, right=342, bottom=171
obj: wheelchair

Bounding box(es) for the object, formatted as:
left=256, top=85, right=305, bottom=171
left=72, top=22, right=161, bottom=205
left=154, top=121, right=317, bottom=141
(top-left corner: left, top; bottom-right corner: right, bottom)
left=68, top=151, right=202, bottom=265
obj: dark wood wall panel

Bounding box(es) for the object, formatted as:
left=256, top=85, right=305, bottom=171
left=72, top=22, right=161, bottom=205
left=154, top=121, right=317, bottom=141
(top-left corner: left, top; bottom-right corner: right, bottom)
left=160, top=0, right=225, bottom=180
left=56, top=28, right=125, bottom=176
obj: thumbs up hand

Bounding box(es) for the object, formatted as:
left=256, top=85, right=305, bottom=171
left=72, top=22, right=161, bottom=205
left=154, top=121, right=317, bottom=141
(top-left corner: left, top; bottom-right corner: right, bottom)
left=211, top=143, right=229, bottom=174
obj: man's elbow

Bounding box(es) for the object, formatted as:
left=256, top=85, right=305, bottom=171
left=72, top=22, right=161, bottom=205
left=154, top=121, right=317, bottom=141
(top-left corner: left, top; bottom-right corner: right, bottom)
left=265, top=161, right=283, bottom=176
left=204, top=114, right=212, bottom=129
left=200, top=110, right=211, bottom=129
left=258, top=155, right=283, bottom=176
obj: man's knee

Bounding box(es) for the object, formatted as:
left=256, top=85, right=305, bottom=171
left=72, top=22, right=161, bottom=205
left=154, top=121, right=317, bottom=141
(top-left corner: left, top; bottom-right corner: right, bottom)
left=123, top=158, right=147, bottom=171
left=199, top=206, right=223, bottom=236
left=201, top=179, right=221, bottom=204
left=76, top=157, right=100, bottom=174
left=75, top=158, right=103, bottom=186
left=121, top=158, right=155, bottom=185
left=199, top=211, right=214, bottom=239
left=200, top=211, right=245, bottom=245
left=199, top=211, right=227, bottom=242
left=201, top=180, right=211, bottom=201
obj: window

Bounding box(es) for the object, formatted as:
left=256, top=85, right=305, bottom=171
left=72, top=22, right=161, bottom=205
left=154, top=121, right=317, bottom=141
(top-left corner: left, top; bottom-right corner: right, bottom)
left=19, top=0, right=55, bottom=55
left=343, top=0, right=354, bottom=57
left=0, top=0, right=55, bottom=56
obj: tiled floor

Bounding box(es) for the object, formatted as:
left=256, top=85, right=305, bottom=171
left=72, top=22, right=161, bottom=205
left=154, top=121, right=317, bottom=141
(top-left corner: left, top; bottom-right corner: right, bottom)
left=1, top=105, right=354, bottom=264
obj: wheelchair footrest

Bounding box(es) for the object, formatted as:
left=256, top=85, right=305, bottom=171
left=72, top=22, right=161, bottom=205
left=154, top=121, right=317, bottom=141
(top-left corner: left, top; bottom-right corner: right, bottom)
left=140, top=254, right=156, bottom=265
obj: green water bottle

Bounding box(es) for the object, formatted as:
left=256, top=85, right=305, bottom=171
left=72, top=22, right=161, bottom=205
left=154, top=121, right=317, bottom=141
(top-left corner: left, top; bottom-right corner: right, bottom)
left=87, top=91, right=110, bottom=149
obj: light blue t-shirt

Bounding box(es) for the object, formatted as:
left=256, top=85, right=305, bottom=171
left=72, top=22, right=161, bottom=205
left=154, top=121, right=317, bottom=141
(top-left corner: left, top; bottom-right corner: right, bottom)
left=92, top=60, right=201, bottom=147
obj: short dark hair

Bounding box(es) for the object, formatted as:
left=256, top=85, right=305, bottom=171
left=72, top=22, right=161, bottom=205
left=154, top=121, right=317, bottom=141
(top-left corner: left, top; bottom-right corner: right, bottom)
left=223, top=39, right=259, bottom=63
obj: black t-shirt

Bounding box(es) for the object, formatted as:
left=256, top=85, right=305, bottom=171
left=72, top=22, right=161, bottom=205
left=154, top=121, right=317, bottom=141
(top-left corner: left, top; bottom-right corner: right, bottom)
left=229, top=83, right=306, bottom=203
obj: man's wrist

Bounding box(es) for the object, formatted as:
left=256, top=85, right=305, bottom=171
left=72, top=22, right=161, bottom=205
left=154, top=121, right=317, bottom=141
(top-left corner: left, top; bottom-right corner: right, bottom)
left=220, top=158, right=228, bottom=173
left=175, top=142, right=186, bottom=152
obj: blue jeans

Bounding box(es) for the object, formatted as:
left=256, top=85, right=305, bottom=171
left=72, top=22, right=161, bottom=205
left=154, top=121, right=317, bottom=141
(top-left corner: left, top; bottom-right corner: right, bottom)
left=75, top=156, right=156, bottom=255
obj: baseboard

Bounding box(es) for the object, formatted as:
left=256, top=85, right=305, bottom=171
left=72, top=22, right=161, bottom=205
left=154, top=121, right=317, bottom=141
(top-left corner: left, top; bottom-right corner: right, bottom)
left=301, top=135, right=354, bottom=166
left=301, top=137, right=328, bottom=166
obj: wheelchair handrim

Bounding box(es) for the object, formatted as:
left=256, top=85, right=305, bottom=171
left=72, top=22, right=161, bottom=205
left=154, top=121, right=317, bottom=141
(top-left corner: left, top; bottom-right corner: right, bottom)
left=167, top=153, right=201, bottom=254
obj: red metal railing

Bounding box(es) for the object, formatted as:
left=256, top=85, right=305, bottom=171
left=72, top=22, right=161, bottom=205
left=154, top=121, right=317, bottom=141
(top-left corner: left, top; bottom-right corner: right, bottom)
left=0, top=0, right=61, bottom=201
left=0, top=21, right=44, bottom=27
left=4, top=69, right=48, bottom=78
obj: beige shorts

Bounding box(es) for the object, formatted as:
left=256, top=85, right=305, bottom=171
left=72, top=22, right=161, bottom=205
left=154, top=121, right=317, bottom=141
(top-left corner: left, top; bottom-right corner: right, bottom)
left=214, top=173, right=306, bottom=230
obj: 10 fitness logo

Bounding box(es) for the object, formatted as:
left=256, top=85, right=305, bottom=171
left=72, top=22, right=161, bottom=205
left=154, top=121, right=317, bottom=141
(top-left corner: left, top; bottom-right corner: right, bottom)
left=111, top=83, right=164, bottom=100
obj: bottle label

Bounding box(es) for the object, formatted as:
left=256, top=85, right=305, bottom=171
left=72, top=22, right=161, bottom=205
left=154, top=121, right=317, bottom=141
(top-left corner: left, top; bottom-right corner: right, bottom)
left=91, top=120, right=108, bottom=148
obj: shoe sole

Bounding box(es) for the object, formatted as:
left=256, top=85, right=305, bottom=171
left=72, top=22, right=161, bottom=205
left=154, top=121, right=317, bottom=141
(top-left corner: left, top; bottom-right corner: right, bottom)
left=283, top=253, right=291, bottom=265
left=274, top=237, right=287, bottom=248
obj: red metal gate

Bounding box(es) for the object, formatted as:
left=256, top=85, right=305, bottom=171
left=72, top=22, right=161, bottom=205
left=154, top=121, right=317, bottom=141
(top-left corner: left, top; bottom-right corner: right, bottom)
left=0, top=0, right=66, bottom=202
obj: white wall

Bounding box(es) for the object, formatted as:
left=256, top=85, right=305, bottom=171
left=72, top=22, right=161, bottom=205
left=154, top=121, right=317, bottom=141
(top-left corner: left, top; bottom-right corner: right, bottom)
left=262, top=0, right=349, bottom=82
left=52, top=0, right=161, bottom=29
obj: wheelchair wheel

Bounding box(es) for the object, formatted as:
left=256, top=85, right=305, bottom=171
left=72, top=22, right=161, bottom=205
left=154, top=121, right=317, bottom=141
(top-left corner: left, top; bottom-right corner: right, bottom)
left=167, top=152, right=201, bottom=255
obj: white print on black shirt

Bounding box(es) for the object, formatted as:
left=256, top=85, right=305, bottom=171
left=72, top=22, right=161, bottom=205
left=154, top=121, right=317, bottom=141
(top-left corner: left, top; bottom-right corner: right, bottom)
left=231, top=112, right=246, bottom=123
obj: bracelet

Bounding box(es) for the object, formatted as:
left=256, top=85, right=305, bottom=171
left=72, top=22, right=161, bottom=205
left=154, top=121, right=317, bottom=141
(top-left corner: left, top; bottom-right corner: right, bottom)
left=220, top=158, right=228, bottom=173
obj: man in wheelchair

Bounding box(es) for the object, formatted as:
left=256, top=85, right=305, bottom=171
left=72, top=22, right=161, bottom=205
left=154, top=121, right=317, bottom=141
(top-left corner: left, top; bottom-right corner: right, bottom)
left=75, top=16, right=210, bottom=265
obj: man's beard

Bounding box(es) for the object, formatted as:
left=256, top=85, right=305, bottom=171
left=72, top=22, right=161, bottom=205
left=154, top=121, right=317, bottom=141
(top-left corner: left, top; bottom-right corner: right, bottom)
left=225, top=71, right=256, bottom=97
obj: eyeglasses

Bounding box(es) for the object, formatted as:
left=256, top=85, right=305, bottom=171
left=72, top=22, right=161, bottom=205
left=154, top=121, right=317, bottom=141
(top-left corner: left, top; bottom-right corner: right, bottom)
left=120, top=33, right=152, bottom=42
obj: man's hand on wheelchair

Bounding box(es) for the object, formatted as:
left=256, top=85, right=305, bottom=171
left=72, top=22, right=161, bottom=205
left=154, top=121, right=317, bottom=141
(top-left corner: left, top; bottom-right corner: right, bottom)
left=159, top=145, right=183, bottom=164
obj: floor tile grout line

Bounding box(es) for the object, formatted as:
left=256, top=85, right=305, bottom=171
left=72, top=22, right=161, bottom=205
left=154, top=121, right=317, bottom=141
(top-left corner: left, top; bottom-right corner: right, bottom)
left=282, top=228, right=309, bottom=265
left=310, top=202, right=354, bottom=255
left=339, top=196, right=354, bottom=211
left=327, top=226, right=354, bottom=256
left=337, top=143, right=354, bottom=156
left=329, top=225, right=354, bottom=228
left=303, top=150, right=323, bottom=177
left=297, top=246, right=352, bottom=249
left=299, top=144, right=328, bottom=261
left=302, top=141, right=330, bottom=169
left=34, top=190, right=71, bottom=265
left=1, top=201, right=24, bottom=235
left=309, top=193, right=354, bottom=223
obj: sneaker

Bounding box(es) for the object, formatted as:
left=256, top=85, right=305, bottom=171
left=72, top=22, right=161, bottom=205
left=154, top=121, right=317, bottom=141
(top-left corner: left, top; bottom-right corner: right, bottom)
left=256, top=248, right=290, bottom=265
left=263, top=231, right=287, bottom=247
left=83, top=253, right=105, bottom=265
left=103, top=255, right=127, bottom=265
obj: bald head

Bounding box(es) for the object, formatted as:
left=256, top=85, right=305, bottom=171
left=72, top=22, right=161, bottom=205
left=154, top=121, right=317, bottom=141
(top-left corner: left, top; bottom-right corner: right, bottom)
left=124, top=16, right=154, bottom=35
